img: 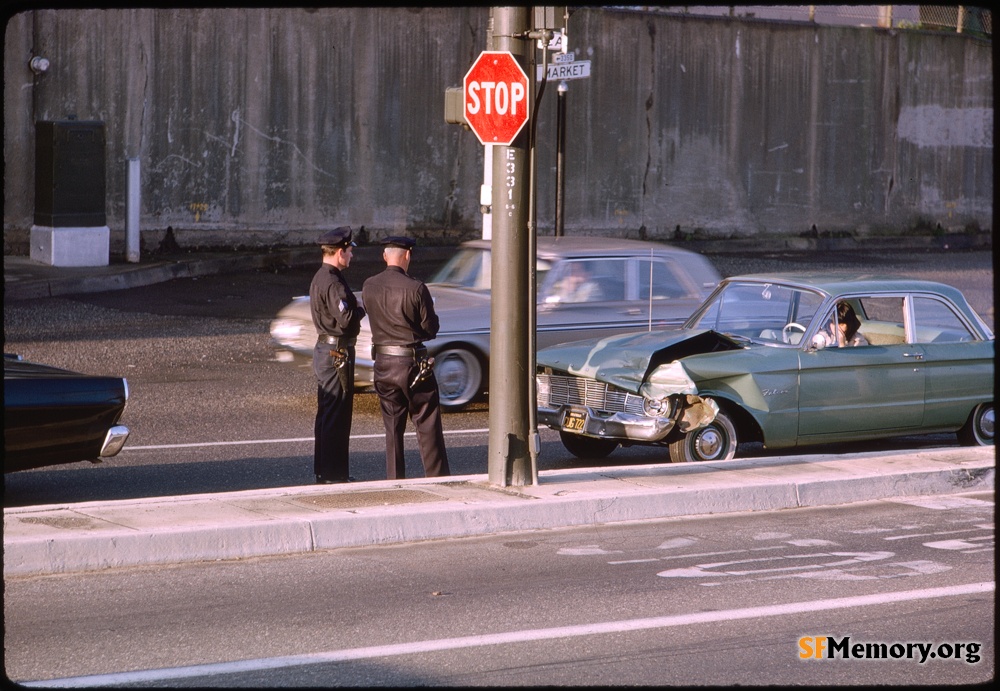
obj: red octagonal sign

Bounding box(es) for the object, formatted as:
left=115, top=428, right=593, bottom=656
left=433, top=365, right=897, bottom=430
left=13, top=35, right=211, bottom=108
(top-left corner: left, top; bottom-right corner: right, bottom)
left=463, top=51, right=530, bottom=146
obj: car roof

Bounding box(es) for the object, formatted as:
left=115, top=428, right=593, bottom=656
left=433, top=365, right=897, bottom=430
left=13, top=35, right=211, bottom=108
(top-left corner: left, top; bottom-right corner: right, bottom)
left=722, top=272, right=971, bottom=302
left=458, top=236, right=706, bottom=260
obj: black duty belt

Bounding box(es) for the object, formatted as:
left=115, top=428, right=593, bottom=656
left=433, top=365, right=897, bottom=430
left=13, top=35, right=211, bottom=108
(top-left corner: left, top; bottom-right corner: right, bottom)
left=373, top=344, right=426, bottom=358
left=318, top=335, right=355, bottom=347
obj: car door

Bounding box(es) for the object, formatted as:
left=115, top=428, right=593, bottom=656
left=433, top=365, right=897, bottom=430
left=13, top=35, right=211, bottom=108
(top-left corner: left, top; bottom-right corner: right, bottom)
left=911, top=293, right=994, bottom=429
left=797, top=295, right=925, bottom=439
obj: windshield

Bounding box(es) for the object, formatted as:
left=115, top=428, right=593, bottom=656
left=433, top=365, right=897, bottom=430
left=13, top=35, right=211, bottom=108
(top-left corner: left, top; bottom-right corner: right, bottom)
left=430, top=247, right=552, bottom=293
left=431, top=248, right=491, bottom=289
left=687, top=281, right=826, bottom=345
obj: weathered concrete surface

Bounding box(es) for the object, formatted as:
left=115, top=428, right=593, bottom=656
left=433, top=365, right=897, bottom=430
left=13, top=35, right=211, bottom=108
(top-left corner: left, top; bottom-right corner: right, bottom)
left=3, top=8, right=992, bottom=254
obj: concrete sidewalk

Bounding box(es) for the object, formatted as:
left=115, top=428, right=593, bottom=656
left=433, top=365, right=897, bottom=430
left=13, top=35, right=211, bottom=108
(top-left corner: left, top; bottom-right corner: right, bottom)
left=4, top=446, right=993, bottom=577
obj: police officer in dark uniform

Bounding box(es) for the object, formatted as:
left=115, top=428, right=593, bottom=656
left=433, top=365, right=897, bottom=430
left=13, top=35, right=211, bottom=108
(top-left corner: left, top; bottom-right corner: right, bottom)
left=310, top=226, right=365, bottom=484
left=362, top=236, right=450, bottom=480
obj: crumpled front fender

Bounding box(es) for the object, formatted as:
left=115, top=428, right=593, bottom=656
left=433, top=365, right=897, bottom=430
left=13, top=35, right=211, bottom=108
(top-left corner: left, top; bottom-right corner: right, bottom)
left=639, top=360, right=698, bottom=399
left=678, top=395, right=719, bottom=432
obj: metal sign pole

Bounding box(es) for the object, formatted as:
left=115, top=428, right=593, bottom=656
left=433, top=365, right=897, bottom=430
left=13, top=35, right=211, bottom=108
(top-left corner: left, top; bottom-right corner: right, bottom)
left=487, top=6, right=532, bottom=487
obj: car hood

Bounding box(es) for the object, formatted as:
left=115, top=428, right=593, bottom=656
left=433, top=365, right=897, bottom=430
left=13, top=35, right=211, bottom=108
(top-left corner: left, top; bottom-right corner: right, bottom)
left=536, top=329, right=745, bottom=394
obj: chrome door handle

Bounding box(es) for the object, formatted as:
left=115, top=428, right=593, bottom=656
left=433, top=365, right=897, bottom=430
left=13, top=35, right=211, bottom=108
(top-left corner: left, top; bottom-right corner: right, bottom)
left=902, top=352, right=924, bottom=360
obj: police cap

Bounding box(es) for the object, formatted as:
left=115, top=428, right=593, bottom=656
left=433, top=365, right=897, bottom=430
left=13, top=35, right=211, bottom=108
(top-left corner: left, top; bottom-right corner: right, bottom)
left=317, top=226, right=358, bottom=248
left=382, top=236, right=415, bottom=251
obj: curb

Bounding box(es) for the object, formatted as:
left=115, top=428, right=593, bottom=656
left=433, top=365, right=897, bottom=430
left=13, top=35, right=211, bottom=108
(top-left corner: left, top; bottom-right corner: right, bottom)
left=678, top=232, right=992, bottom=255
left=4, top=448, right=993, bottom=577
left=2, top=248, right=317, bottom=301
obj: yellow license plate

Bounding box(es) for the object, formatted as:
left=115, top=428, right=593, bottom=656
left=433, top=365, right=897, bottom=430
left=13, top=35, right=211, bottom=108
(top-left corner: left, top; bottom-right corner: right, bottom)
left=563, top=410, right=587, bottom=431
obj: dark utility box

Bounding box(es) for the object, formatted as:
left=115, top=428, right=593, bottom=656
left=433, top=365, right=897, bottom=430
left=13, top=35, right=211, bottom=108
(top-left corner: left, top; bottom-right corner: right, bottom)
left=34, top=121, right=107, bottom=227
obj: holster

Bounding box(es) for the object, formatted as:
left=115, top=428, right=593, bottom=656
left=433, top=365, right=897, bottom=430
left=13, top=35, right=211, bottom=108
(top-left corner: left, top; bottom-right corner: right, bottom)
left=410, top=355, right=435, bottom=389
left=331, top=348, right=351, bottom=391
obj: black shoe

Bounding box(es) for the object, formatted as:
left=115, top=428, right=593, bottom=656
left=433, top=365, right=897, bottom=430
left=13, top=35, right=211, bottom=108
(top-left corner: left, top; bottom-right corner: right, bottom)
left=316, top=475, right=356, bottom=484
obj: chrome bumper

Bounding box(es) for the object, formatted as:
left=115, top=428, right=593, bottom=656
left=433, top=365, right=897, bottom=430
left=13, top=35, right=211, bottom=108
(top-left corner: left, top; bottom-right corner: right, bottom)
left=100, top=425, right=130, bottom=457
left=271, top=345, right=375, bottom=389
left=355, top=357, right=375, bottom=386
left=537, top=405, right=677, bottom=442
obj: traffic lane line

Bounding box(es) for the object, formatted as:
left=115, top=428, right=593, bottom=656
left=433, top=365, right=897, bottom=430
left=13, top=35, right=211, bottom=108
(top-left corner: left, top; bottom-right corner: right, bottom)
left=122, top=428, right=493, bottom=450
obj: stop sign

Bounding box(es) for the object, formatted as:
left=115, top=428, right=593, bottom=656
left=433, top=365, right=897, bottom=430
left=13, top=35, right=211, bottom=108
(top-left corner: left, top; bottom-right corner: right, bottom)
left=463, top=51, right=530, bottom=146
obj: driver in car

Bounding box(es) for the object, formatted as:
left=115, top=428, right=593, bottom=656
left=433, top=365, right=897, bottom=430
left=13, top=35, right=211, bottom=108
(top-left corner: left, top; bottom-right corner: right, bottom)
left=819, top=302, right=869, bottom=348
left=550, top=263, right=603, bottom=303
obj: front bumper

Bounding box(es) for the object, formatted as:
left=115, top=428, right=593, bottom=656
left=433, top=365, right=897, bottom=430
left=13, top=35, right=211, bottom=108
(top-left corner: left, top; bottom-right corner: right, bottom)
left=270, top=344, right=376, bottom=389
left=537, top=404, right=677, bottom=442
left=355, top=357, right=375, bottom=387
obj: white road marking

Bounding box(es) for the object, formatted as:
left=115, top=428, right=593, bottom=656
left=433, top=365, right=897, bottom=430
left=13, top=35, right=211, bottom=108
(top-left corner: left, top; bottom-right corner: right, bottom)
left=891, top=560, right=953, bottom=575
left=786, top=539, right=839, bottom=547
left=924, top=537, right=995, bottom=552
left=124, top=428, right=491, bottom=451
left=652, top=546, right=788, bottom=562
left=657, top=551, right=895, bottom=578
left=557, top=545, right=623, bottom=556
left=23, top=582, right=994, bottom=688
left=885, top=527, right=992, bottom=541
left=657, top=537, right=698, bottom=549
left=890, top=496, right=994, bottom=509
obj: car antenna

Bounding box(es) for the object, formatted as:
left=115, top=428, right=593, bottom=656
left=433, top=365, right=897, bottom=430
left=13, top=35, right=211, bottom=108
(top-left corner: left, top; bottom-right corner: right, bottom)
left=647, top=248, right=654, bottom=331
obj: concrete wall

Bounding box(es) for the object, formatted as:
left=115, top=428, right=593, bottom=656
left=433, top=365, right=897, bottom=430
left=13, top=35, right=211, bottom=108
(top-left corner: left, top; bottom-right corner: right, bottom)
left=3, top=7, right=992, bottom=254
left=549, top=9, right=993, bottom=239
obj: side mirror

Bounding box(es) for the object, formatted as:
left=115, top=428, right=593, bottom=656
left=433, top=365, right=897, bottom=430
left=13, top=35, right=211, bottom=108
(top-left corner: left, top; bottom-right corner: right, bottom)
left=810, top=332, right=831, bottom=350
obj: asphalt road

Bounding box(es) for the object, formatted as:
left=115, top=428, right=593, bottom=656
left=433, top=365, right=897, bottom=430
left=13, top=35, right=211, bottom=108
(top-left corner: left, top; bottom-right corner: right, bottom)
left=5, top=491, right=993, bottom=686
left=2, top=247, right=992, bottom=507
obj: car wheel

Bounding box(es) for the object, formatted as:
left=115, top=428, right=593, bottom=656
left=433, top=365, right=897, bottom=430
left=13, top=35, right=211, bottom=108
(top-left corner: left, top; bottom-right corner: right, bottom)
left=958, top=402, right=994, bottom=446
left=559, top=431, right=619, bottom=459
left=434, top=347, right=483, bottom=412
left=668, top=408, right=737, bottom=462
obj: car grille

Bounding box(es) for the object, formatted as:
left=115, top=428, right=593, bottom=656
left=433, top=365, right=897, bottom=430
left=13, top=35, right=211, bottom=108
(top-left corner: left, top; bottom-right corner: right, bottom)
left=537, top=373, right=646, bottom=415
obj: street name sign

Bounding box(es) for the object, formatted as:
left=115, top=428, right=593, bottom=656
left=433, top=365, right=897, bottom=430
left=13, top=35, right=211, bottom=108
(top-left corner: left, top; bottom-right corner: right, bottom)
left=463, top=51, right=530, bottom=146
left=537, top=60, right=591, bottom=82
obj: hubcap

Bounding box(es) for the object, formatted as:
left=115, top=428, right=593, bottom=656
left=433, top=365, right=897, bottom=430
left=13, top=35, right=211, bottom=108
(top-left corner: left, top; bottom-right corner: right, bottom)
left=434, top=351, right=480, bottom=407
left=437, top=357, right=467, bottom=399
left=979, top=406, right=995, bottom=441
left=695, top=427, right=723, bottom=460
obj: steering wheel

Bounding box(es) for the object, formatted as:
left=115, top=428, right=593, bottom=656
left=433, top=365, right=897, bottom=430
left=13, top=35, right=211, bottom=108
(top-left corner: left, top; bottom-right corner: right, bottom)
left=781, top=322, right=807, bottom=344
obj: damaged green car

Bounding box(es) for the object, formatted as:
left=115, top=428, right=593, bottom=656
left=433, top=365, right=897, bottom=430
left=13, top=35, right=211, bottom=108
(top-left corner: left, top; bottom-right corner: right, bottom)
left=536, top=274, right=994, bottom=462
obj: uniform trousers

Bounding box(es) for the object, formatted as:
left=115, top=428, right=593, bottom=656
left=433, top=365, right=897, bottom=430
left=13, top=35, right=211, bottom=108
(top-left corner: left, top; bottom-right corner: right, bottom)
left=313, top=343, right=355, bottom=481
left=373, top=354, right=450, bottom=479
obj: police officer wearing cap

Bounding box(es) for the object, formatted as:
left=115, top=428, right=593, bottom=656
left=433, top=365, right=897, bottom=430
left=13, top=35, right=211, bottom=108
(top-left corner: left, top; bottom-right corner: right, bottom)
left=310, top=226, right=365, bottom=484
left=362, top=236, right=451, bottom=479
